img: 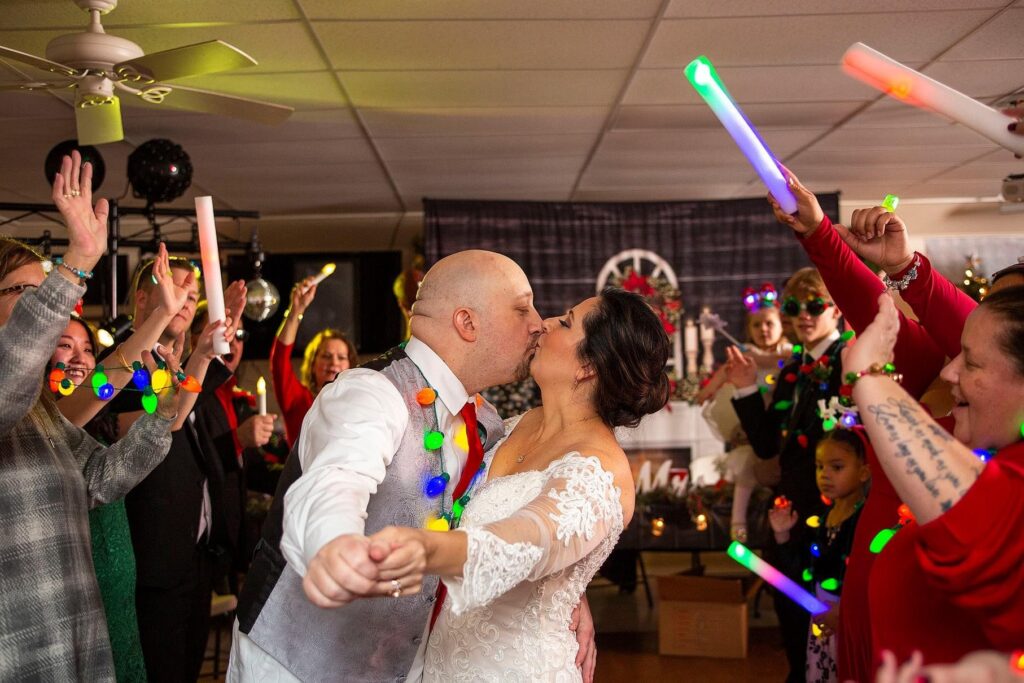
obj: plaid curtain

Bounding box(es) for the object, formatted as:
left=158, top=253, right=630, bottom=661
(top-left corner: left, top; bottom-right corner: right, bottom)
left=423, top=194, right=839, bottom=355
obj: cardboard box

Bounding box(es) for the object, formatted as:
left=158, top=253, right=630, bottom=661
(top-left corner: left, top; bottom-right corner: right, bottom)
left=657, top=574, right=762, bottom=659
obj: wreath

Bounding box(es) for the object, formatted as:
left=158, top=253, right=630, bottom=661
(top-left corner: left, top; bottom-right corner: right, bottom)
left=611, top=267, right=682, bottom=335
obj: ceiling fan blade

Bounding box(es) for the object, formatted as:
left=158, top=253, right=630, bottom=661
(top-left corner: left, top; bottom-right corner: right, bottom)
left=140, top=84, right=293, bottom=125
left=114, top=40, right=257, bottom=83
left=0, top=45, right=78, bottom=77
left=0, top=80, right=73, bottom=91
left=76, top=96, right=124, bottom=145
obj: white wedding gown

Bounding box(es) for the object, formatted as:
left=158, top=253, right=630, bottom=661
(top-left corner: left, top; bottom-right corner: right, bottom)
left=424, top=419, right=625, bottom=682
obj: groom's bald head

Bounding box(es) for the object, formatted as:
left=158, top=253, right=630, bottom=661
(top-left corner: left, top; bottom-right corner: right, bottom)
left=410, top=250, right=543, bottom=393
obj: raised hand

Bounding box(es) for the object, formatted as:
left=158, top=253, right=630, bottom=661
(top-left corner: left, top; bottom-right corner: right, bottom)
left=767, top=164, right=825, bottom=236
left=724, top=345, right=758, bottom=389
left=237, top=413, right=276, bottom=449
left=291, top=276, right=318, bottom=315
left=51, top=150, right=108, bottom=271
left=145, top=334, right=185, bottom=419
left=841, top=293, right=900, bottom=379
left=151, top=243, right=194, bottom=315
left=224, top=280, right=247, bottom=330
left=192, top=317, right=231, bottom=361
left=834, top=207, right=914, bottom=274
left=302, top=534, right=385, bottom=608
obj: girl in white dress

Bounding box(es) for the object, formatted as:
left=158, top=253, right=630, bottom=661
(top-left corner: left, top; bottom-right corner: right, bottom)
left=369, top=288, right=671, bottom=682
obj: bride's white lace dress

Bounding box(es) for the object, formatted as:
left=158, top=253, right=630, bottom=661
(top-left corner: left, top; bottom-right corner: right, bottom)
left=424, top=420, right=625, bottom=682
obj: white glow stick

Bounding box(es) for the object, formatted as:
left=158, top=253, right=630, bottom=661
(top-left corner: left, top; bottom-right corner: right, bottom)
left=195, top=196, right=230, bottom=355
left=302, top=263, right=336, bottom=294
left=841, top=42, right=1024, bottom=156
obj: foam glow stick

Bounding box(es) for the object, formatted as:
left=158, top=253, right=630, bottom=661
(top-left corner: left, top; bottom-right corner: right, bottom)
left=685, top=56, right=798, bottom=214
left=302, top=263, right=336, bottom=294
left=195, top=196, right=230, bottom=355
left=842, top=42, right=1024, bottom=157
left=727, top=541, right=828, bottom=614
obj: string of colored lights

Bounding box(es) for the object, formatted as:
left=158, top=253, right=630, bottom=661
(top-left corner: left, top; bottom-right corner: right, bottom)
left=684, top=56, right=798, bottom=214
left=727, top=541, right=829, bottom=614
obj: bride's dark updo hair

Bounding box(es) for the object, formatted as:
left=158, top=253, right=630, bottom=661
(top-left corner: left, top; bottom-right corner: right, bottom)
left=577, top=288, right=671, bottom=428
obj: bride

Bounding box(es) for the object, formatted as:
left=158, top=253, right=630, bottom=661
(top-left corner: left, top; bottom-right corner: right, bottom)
left=366, top=288, right=670, bottom=681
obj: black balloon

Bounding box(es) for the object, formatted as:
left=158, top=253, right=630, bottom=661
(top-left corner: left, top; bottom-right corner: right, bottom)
left=44, top=140, right=105, bottom=192
left=127, top=138, right=193, bottom=204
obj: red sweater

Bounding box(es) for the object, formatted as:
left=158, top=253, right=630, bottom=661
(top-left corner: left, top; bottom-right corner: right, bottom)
left=869, top=440, right=1024, bottom=664
left=269, top=338, right=314, bottom=449
left=796, top=218, right=975, bottom=683
left=889, top=251, right=978, bottom=359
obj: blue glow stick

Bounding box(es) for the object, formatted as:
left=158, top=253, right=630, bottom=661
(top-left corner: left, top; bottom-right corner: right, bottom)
left=685, top=56, right=798, bottom=214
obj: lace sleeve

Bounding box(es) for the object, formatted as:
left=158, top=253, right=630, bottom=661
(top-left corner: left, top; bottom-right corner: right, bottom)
left=446, top=454, right=623, bottom=614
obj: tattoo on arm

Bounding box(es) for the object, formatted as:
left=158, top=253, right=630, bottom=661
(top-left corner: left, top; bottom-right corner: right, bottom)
left=865, top=397, right=981, bottom=506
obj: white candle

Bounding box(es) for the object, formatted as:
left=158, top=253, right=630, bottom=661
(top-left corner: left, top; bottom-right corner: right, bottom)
left=195, top=196, right=230, bottom=355
left=842, top=42, right=1024, bottom=156
left=700, top=306, right=716, bottom=371
left=684, top=318, right=699, bottom=377
left=256, top=376, right=267, bottom=416
left=302, top=263, right=336, bottom=294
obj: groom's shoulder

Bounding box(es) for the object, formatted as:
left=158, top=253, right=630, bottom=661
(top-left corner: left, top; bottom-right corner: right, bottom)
left=358, top=344, right=409, bottom=373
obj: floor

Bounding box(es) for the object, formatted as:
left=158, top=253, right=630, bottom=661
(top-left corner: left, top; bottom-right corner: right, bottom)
left=200, top=551, right=790, bottom=682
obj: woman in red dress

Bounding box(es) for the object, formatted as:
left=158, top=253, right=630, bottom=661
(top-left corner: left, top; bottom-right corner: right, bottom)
left=270, top=277, right=358, bottom=448
left=844, top=287, right=1024, bottom=666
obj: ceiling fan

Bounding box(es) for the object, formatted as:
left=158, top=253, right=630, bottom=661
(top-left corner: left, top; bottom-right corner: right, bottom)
left=0, top=0, right=293, bottom=145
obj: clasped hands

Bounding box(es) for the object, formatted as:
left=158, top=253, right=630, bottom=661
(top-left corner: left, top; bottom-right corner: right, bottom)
left=302, top=528, right=428, bottom=609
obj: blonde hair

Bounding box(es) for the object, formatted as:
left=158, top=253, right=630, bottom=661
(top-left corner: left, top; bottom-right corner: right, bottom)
left=0, top=237, right=45, bottom=282
left=301, top=328, right=357, bottom=394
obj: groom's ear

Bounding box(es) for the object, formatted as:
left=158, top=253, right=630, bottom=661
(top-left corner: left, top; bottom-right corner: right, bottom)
left=453, top=307, right=479, bottom=342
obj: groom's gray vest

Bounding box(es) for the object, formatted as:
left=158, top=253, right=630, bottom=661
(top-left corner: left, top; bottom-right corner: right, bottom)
left=236, top=346, right=504, bottom=682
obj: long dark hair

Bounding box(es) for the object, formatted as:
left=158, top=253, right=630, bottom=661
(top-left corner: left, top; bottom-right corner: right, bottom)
left=577, top=288, right=671, bottom=428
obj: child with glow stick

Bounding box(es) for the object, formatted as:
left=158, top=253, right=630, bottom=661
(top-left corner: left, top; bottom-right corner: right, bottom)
left=770, top=430, right=871, bottom=683
left=699, top=284, right=791, bottom=542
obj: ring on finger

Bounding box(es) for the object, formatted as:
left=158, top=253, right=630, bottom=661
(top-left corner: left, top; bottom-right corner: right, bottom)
left=390, top=579, right=402, bottom=598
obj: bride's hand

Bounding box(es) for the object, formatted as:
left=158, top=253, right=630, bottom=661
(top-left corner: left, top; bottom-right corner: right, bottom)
left=367, top=526, right=427, bottom=598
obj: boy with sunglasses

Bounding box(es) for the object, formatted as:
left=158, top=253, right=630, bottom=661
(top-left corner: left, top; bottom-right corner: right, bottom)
left=725, top=266, right=847, bottom=683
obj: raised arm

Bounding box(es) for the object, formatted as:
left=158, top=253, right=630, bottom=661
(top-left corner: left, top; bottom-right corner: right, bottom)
left=275, top=275, right=318, bottom=347
left=769, top=168, right=945, bottom=399
left=844, top=295, right=982, bottom=524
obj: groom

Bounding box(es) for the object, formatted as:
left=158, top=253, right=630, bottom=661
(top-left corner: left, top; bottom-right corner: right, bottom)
left=231, top=250, right=595, bottom=682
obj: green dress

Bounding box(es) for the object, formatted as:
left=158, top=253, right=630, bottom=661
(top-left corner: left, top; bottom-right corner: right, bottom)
left=89, top=498, right=147, bottom=683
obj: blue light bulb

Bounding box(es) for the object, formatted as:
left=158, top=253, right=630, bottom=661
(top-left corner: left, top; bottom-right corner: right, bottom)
left=132, top=367, right=150, bottom=391
left=425, top=473, right=450, bottom=498
left=98, top=383, right=115, bottom=400
left=810, top=543, right=821, bottom=558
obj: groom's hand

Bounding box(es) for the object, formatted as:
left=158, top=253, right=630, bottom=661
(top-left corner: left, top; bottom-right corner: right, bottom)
left=303, top=534, right=384, bottom=608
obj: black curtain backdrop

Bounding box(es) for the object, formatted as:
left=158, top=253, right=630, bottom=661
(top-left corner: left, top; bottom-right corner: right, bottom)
left=424, top=194, right=840, bottom=358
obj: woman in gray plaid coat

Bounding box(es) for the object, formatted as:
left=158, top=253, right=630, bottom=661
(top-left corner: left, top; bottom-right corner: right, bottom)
left=0, top=153, right=179, bottom=681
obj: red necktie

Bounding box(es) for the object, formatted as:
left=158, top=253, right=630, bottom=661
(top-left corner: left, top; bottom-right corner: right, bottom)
left=431, top=400, right=486, bottom=629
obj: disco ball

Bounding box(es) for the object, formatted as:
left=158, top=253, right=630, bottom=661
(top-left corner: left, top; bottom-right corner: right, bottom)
left=127, top=138, right=193, bottom=204
left=45, top=139, right=105, bottom=192
left=244, top=277, right=281, bottom=322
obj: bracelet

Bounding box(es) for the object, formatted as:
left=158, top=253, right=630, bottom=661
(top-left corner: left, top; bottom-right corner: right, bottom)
left=882, top=255, right=920, bottom=291
left=839, top=362, right=902, bottom=403
left=53, top=256, right=94, bottom=282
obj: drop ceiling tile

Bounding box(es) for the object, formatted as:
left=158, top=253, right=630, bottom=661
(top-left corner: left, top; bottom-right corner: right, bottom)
left=360, top=106, right=608, bottom=137
left=170, top=71, right=346, bottom=110
left=794, top=145, right=991, bottom=167
left=901, top=179, right=1004, bottom=197
left=643, top=10, right=995, bottom=68
left=573, top=184, right=750, bottom=201
left=340, top=69, right=627, bottom=108
left=303, top=0, right=663, bottom=20
left=624, top=65, right=879, bottom=106
left=922, top=59, right=1024, bottom=100
left=596, top=128, right=828, bottom=162
left=112, top=108, right=362, bottom=146
left=845, top=98, right=956, bottom=128
left=375, top=133, right=595, bottom=161
left=315, top=20, right=650, bottom=70
left=581, top=163, right=758, bottom=187
left=614, top=102, right=865, bottom=130
left=813, top=124, right=998, bottom=149
left=788, top=163, right=950, bottom=183
left=942, top=8, right=1024, bottom=61
left=926, top=148, right=1023, bottom=181
left=190, top=138, right=379, bottom=171
left=666, top=0, right=1008, bottom=17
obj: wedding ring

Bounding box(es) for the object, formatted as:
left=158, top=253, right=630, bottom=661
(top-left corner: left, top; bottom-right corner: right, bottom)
left=390, top=579, right=402, bottom=598
left=63, top=194, right=72, bottom=199
left=70, top=188, right=81, bottom=197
